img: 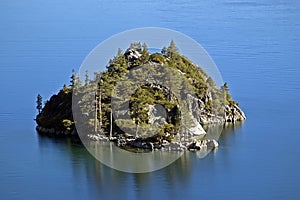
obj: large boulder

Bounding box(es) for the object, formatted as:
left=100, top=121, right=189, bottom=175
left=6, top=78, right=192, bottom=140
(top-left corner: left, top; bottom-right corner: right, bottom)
left=188, top=139, right=219, bottom=151
left=125, top=49, right=142, bottom=61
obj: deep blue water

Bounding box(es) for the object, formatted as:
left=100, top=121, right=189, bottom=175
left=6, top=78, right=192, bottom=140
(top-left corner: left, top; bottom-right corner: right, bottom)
left=1, top=0, right=300, bottom=199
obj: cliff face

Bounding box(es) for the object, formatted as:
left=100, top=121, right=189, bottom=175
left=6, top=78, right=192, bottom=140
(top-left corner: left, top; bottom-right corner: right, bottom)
left=36, top=42, right=246, bottom=148
left=225, top=104, right=246, bottom=122
left=186, top=93, right=246, bottom=125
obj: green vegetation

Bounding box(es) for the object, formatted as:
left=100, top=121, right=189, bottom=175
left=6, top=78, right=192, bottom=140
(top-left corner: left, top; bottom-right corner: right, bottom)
left=36, top=94, right=42, bottom=114
left=36, top=85, right=73, bottom=131
left=36, top=41, right=238, bottom=140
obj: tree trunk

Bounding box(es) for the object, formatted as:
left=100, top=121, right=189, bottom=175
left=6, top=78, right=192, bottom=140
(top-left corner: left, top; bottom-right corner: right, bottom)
left=94, top=95, right=98, bottom=133
left=135, top=123, right=139, bottom=138
left=99, top=86, right=102, bottom=129
left=109, top=108, right=113, bottom=139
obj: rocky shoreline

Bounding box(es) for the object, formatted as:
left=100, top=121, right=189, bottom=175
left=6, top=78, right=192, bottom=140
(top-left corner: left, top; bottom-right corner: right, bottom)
left=36, top=125, right=218, bottom=152
left=36, top=126, right=76, bottom=137
left=35, top=126, right=81, bottom=143
left=88, top=133, right=219, bottom=152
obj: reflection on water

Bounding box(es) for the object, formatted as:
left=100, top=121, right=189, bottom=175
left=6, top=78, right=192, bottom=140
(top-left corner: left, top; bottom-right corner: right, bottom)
left=75, top=122, right=244, bottom=173
left=203, top=122, right=244, bottom=141
left=194, top=122, right=244, bottom=158
left=218, top=122, right=244, bottom=142
left=86, top=141, right=183, bottom=173
left=36, top=123, right=243, bottom=199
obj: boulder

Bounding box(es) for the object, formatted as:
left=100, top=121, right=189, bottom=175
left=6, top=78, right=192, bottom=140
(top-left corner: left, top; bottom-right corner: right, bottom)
left=124, top=49, right=142, bottom=61
left=87, top=134, right=110, bottom=142
left=162, top=142, right=187, bottom=151
left=188, top=139, right=218, bottom=151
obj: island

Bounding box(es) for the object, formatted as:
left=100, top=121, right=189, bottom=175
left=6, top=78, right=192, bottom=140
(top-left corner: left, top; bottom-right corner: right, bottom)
left=35, top=41, right=246, bottom=152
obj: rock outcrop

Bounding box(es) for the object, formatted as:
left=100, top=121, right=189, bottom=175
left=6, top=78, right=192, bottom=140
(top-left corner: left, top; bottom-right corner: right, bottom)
left=186, top=93, right=246, bottom=124
left=148, top=104, right=167, bottom=125
left=225, top=104, right=246, bottom=122
left=125, top=48, right=142, bottom=61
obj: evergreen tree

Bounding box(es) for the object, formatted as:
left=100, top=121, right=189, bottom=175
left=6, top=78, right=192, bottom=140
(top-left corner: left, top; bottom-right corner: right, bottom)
left=85, top=70, right=89, bottom=86
left=109, top=108, right=113, bottom=138
left=162, top=40, right=179, bottom=58
left=36, top=94, right=42, bottom=114
left=142, top=43, right=148, bottom=52
left=94, top=78, right=102, bottom=133
left=70, top=69, right=76, bottom=87
left=167, top=40, right=178, bottom=58
left=169, top=40, right=178, bottom=55
left=221, top=82, right=232, bottom=102
left=130, top=42, right=142, bottom=50
left=75, top=76, right=82, bottom=88
left=221, top=82, right=229, bottom=92
left=141, top=43, right=150, bottom=63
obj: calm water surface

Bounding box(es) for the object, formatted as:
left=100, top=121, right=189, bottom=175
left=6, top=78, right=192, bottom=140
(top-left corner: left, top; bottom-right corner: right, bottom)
left=1, top=0, right=300, bottom=199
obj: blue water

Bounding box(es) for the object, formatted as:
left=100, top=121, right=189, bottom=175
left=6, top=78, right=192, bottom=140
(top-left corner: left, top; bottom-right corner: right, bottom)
left=1, top=0, right=300, bottom=199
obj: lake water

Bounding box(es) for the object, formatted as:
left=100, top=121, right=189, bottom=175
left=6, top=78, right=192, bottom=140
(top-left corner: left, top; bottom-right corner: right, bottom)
left=1, top=0, right=300, bottom=199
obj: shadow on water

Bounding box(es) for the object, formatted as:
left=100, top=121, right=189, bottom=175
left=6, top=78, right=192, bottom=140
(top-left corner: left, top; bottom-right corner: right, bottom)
left=203, top=122, right=244, bottom=141
left=36, top=122, right=244, bottom=199
left=218, top=122, right=244, bottom=144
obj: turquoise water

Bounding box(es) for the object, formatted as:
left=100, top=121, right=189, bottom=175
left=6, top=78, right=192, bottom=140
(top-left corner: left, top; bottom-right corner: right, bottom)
left=1, top=0, right=300, bottom=199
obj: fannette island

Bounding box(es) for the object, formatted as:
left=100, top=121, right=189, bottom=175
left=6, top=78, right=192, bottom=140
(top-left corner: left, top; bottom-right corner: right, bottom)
left=36, top=41, right=246, bottom=152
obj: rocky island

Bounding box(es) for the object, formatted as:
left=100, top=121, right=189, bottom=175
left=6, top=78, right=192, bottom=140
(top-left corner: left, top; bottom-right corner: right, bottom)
left=36, top=41, right=245, bottom=152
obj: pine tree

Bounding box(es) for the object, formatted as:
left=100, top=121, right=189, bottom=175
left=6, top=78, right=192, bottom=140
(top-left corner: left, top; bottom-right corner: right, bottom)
left=169, top=40, right=178, bottom=54
left=168, top=40, right=178, bottom=58
left=36, top=94, right=42, bottom=114
left=85, top=70, right=89, bottom=86
left=142, top=43, right=148, bottom=51
left=70, top=69, right=76, bottom=87
left=141, top=43, right=150, bottom=63
left=130, top=42, right=142, bottom=50
left=94, top=78, right=102, bottom=133
left=221, top=82, right=229, bottom=92
left=94, top=92, right=98, bottom=133
left=221, top=82, right=232, bottom=102
left=109, top=108, right=113, bottom=138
